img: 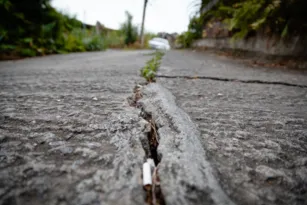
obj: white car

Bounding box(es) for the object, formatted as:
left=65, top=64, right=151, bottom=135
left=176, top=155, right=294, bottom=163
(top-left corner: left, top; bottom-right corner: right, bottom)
left=148, top=38, right=171, bottom=50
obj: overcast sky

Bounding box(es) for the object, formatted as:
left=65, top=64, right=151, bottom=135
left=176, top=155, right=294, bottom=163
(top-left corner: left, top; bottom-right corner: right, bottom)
left=51, top=0, right=200, bottom=34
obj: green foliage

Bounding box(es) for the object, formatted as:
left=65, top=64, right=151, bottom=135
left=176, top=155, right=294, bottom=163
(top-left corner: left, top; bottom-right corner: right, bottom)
left=84, top=35, right=106, bottom=51
left=0, top=0, right=105, bottom=58
left=198, top=0, right=307, bottom=39
left=176, top=15, right=203, bottom=48
left=0, top=1, right=153, bottom=59
left=140, top=51, right=165, bottom=82
left=120, top=11, right=138, bottom=45
left=62, top=30, right=85, bottom=52
left=176, top=31, right=195, bottom=48
left=61, top=29, right=107, bottom=52
left=0, top=44, right=16, bottom=51
left=188, top=16, right=203, bottom=39
left=220, top=0, right=281, bottom=39
left=19, top=48, right=36, bottom=57
left=104, top=31, right=125, bottom=48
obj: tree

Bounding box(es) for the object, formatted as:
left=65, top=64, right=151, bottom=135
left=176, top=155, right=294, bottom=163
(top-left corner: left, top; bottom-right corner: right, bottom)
left=121, top=11, right=138, bottom=45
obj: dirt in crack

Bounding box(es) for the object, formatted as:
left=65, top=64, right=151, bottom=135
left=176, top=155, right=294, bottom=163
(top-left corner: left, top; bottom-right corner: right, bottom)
left=143, top=113, right=160, bottom=165
left=142, top=113, right=165, bottom=205
left=128, top=85, right=166, bottom=205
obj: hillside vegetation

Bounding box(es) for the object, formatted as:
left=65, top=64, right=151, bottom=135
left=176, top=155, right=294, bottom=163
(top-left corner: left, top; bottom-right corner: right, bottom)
left=177, top=0, right=307, bottom=47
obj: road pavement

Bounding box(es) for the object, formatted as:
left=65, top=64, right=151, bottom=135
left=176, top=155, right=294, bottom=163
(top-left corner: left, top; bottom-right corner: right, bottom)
left=158, top=50, right=307, bottom=205
left=1, top=50, right=306, bottom=205
left=0, top=51, right=152, bottom=205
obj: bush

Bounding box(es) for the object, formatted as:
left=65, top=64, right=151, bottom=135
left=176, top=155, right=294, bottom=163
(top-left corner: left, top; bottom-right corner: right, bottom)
left=176, top=31, right=195, bottom=48
left=63, top=29, right=106, bottom=52
left=104, top=31, right=125, bottom=48
left=120, top=11, right=138, bottom=45
left=84, top=35, right=106, bottom=51
left=0, top=0, right=106, bottom=58
left=188, top=16, right=203, bottom=39
left=19, top=48, right=37, bottom=57
left=198, top=0, right=307, bottom=39
left=63, top=31, right=85, bottom=52
left=175, top=16, right=203, bottom=48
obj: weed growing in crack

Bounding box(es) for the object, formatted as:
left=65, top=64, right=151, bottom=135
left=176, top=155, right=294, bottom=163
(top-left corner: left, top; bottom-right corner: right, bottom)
left=141, top=51, right=165, bottom=82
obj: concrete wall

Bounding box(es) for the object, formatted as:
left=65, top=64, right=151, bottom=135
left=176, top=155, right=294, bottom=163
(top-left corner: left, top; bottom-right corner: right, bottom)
left=192, top=35, right=307, bottom=57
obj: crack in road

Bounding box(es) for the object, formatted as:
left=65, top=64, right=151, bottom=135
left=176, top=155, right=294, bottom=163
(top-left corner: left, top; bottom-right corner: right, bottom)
left=128, top=84, right=166, bottom=205
left=156, top=75, right=307, bottom=88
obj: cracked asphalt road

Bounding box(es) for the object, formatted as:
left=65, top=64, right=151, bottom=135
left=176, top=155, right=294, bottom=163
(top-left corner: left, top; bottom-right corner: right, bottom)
left=0, top=51, right=152, bottom=205
left=158, top=50, right=307, bottom=205
left=1, top=49, right=307, bottom=205
left=159, top=50, right=307, bottom=86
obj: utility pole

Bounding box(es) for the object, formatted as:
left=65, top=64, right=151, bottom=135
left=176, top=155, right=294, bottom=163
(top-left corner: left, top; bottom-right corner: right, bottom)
left=83, top=10, right=86, bottom=32
left=140, top=0, right=148, bottom=48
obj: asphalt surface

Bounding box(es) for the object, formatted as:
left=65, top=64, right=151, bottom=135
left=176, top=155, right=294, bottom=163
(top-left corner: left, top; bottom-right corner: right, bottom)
left=0, top=51, right=153, bottom=205
left=1, top=50, right=306, bottom=205
left=159, top=50, right=307, bottom=86
left=140, top=84, right=235, bottom=205
left=158, top=50, right=307, bottom=205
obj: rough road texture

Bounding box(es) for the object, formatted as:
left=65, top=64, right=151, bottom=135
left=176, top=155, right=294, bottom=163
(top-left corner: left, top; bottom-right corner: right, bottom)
left=158, top=50, right=307, bottom=205
left=1, top=49, right=307, bottom=205
left=140, top=84, right=235, bottom=205
left=0, top=51, right=153, bottom=205
left=159, top=50, right=307, bottom=86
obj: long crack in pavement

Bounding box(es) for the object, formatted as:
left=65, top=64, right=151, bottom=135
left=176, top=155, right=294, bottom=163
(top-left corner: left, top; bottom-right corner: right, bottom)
left=1, top=49, right=307, bottom=205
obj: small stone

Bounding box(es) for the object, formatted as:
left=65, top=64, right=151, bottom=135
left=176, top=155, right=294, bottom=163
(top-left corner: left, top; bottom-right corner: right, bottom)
left=217, top=93, right=223, bottom=96
left=92, top=97, right=98, bottom=101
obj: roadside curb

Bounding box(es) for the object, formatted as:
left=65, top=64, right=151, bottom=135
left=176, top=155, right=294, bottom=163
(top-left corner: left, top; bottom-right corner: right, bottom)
left=139, top=83, right=236, bottom=205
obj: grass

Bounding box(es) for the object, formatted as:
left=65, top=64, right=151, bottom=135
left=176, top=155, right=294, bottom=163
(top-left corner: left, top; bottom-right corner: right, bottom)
left=140, top=50, right=165, bottom=82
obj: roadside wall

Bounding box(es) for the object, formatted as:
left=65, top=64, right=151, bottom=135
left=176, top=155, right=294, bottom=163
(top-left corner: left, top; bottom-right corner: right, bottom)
left=192, top=35, right=307, bottom=57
